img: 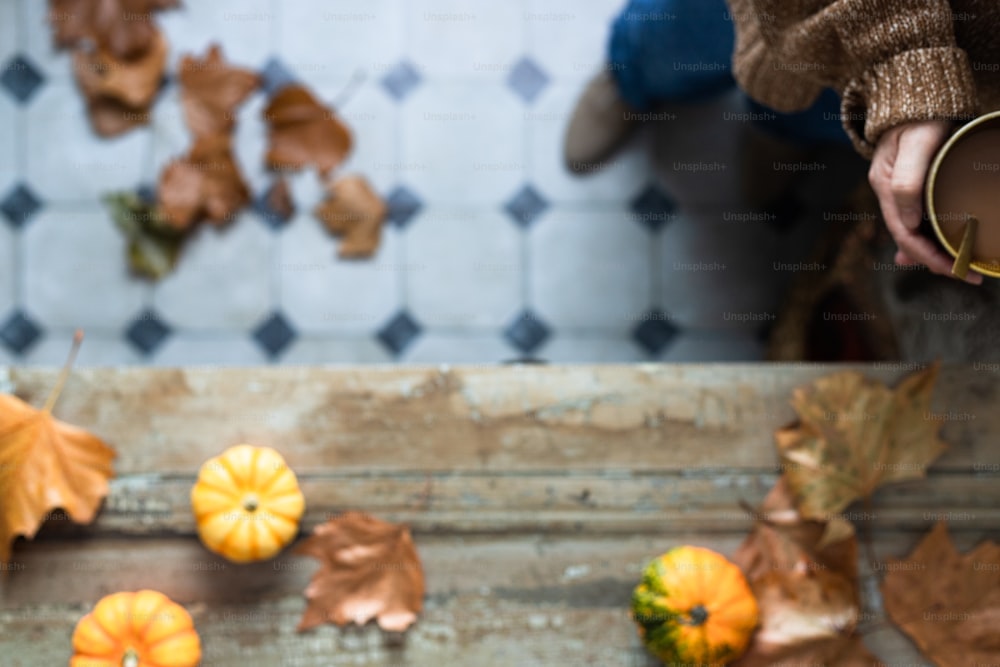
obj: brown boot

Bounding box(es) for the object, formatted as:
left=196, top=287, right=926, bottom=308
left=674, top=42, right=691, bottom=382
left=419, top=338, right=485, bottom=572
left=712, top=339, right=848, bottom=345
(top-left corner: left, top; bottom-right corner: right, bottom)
left=563, top=71, right=638, bottom=175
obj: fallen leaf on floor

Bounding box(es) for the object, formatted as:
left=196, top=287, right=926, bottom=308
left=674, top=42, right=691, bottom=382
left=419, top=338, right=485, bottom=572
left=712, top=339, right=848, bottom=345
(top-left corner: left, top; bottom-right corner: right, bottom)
left=72, top=28, right=168, bottom=137
left=178, top=44, right=259, bottom=138
left=0, top=333, right=116, bottom=565
left=158, top=134, right=251, bottom=229
left=263, top=84, right=352, bottom=176
left=48, top=0, right=180, bottom=60
left=104, top=191, right=186, bottom=280
left=882, top=522, right=1000, bottom=667
left=261, top=176, right=295, bottom=225
left=775, top=364, right=947, bottom=522
left=731, top=479, right=881, bottom=666
left=296, top=511, right=424, bottom=633
left=314, top=175, right=386, bottom=258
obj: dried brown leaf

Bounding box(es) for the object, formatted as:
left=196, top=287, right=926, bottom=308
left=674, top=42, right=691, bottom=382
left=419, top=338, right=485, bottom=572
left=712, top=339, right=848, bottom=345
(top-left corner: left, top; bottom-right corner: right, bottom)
left=296, top=512, right=424, bottom=633
left=882, top=522, right=1000, bottom=667
left=776, top=364, right=947, bottom=522
left=314, top=175, right=386, bottom=258
left=731, top=479, right=883, bottom=666
left=178, top=44, right=259, bottom=138
left=48, top=0, right=180, bottom=60
left=263, top=85, right=352, bottom=176
left=157, top=134, right=250, bottom=230
left=71, top=28, right=167, bottom=136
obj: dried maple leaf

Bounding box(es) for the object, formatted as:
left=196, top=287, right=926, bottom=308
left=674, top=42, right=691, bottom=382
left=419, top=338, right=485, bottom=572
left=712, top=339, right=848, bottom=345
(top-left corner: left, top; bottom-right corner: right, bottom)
left=178, top=44, right=259, bottom=138
left=314, top=175, right=386, bottom=258
left=882, top=522, right=1000, bottom=667
left=72, top=28, right=167, bottom=137
left=0, top=333, right=116, bottom=564
left=296, top=512, right=425, bottom=633
left=776, top=364, right=947, bottom=522
left=731, top=479, right=883, bottom=666
left=49, top=0, right=180, bottom=61
left=263, top=85, right=353, bottom=176
left=158, top=134, right=251, bottom=230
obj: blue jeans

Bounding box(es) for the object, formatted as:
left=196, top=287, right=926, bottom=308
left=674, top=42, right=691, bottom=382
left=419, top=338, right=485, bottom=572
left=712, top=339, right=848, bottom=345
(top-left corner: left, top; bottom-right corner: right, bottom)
left=608, top=0, right=850, bottom=145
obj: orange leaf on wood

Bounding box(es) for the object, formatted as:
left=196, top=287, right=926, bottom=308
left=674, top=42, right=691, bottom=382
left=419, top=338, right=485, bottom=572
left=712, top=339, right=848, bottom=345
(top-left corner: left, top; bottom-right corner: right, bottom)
left=178, top=44, right=259, bottom=138
left=48, top=0, right=180, bottom=61
left=263, top=85, right=352, bottom=176
left=296, top=512, right=425, bottom=633
left=158, top=134, right=251, bottom=230
left=0, top=333, right=115, bottom=565
left=313, top=175, right=386, bottom=258
left=882, top=522, right=1000, bottom=667
left=775, top=364, right=947, bottom=522
left=731, top=479, right=882, bottom=666
left=71, top=28, right=167, bottom=137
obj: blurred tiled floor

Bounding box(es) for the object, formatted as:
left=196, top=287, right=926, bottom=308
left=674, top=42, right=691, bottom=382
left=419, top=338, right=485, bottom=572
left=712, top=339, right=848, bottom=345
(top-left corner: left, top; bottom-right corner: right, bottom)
left=0, top=0, right=857, bottom=366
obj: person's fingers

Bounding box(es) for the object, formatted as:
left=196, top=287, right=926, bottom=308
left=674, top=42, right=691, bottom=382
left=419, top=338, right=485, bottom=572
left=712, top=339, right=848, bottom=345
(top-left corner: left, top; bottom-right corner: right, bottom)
left=870, top=122, right=981, bottom=284
left=890, top=122, right=950, bottom=232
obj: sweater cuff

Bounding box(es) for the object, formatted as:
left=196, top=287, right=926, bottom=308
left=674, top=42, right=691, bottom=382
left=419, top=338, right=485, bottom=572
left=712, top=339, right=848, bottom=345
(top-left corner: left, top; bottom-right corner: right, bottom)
left=841, top=47, right=978, bottom=158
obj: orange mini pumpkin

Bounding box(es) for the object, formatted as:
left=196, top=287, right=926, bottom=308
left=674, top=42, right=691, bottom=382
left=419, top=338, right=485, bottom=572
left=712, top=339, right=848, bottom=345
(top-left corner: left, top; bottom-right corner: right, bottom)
left=632, top=546, right=759, bottom=666
left=70, top=589, right=201, bottom=667
left=190, top=444, right=305, bottom=563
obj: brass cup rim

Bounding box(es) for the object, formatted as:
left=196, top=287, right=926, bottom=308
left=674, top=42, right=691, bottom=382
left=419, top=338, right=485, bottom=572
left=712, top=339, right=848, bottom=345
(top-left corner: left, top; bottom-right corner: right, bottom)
left=925, top=110, right=1000, bottom=278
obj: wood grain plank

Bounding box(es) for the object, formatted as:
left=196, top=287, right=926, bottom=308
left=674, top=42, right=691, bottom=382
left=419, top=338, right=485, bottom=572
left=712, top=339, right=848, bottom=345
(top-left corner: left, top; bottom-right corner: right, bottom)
left=4, top=365, right=996, bottom=475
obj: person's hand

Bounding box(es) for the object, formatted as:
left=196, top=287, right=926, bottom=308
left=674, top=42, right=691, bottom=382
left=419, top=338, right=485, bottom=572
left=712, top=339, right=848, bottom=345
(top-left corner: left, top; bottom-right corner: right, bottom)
left=869, top=120, right=983, bottom=285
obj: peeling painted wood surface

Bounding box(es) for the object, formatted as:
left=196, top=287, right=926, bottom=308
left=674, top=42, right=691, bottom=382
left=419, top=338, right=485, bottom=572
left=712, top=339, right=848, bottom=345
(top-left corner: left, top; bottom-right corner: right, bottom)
left=1, top=364, right=997, bottom=665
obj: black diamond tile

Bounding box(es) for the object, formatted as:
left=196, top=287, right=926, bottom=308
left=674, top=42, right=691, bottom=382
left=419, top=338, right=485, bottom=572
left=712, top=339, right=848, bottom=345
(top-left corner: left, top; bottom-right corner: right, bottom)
left=630, top=185, right=677, bottom=232
left=504, top=184, right=549, bottom=227
left=0, top=310, right=43, bottom=355
left=253, top=312, right=297, bottom=359
left=125, top=310, right=172, bottom=356
left=385, top=185, right=423, bottom=228
left=0, top=183, right=43, bottom=228
left=380, top=61, right=422, bottom=102
left=136, top=183, right=157, bottom=205
left=503, top=310, right=551, bottom=355
left=632, top=310, right=680, bottom=355
left=506, top=57, right=550, bottom=104
left=376, top=310, right=422, bottom=357
left=0, top=55, right=45, bottom=104
left=253, top=181, right=295, bottom=230
left=260, top=57, right=298, bottom=97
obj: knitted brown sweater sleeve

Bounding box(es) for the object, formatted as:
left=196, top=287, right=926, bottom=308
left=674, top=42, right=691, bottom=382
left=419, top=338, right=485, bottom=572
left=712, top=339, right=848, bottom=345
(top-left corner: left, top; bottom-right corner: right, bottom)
left=728, top=0, right=979, bottom=157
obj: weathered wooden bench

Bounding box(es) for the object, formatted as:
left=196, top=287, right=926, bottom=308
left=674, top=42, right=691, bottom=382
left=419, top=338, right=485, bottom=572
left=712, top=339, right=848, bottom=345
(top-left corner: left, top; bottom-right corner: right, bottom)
left=1, top=364, right=997, bottom=665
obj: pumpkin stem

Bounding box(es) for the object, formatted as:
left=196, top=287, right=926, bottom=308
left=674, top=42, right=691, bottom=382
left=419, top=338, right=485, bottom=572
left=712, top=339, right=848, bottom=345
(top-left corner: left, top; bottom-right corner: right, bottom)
left=43, top=329, right=84, bottom=413
left=122, top=647, right=140, bottom=667
left=688, top=605, right=709, bottom=626
left=243, top=494, right=259, bottom=512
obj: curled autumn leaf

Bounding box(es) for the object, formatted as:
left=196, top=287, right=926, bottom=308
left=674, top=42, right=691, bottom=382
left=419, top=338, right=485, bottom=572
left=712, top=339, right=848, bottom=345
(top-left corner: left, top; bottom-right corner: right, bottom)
left=49, top=0, right=180, bottom=61
left=296, top=512, right=425, bottom=633
left=882, top=522, right=1000, bottom=667
left=314, top=175, right=386, bottom=258
left=158, top=134, right=251, bottom=230
left=104, top=191, right=186, bottom=280
left=178, top=44, right=259, bottom=138
left=776, top=364, right=947, bottom=523
left=0, top=333, right=116, bottom=565
left=263, top=84, right=353, bottom=176
left=71, top=28, right=168, bottom=137
left=731, top=479, right=882, bottom=666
